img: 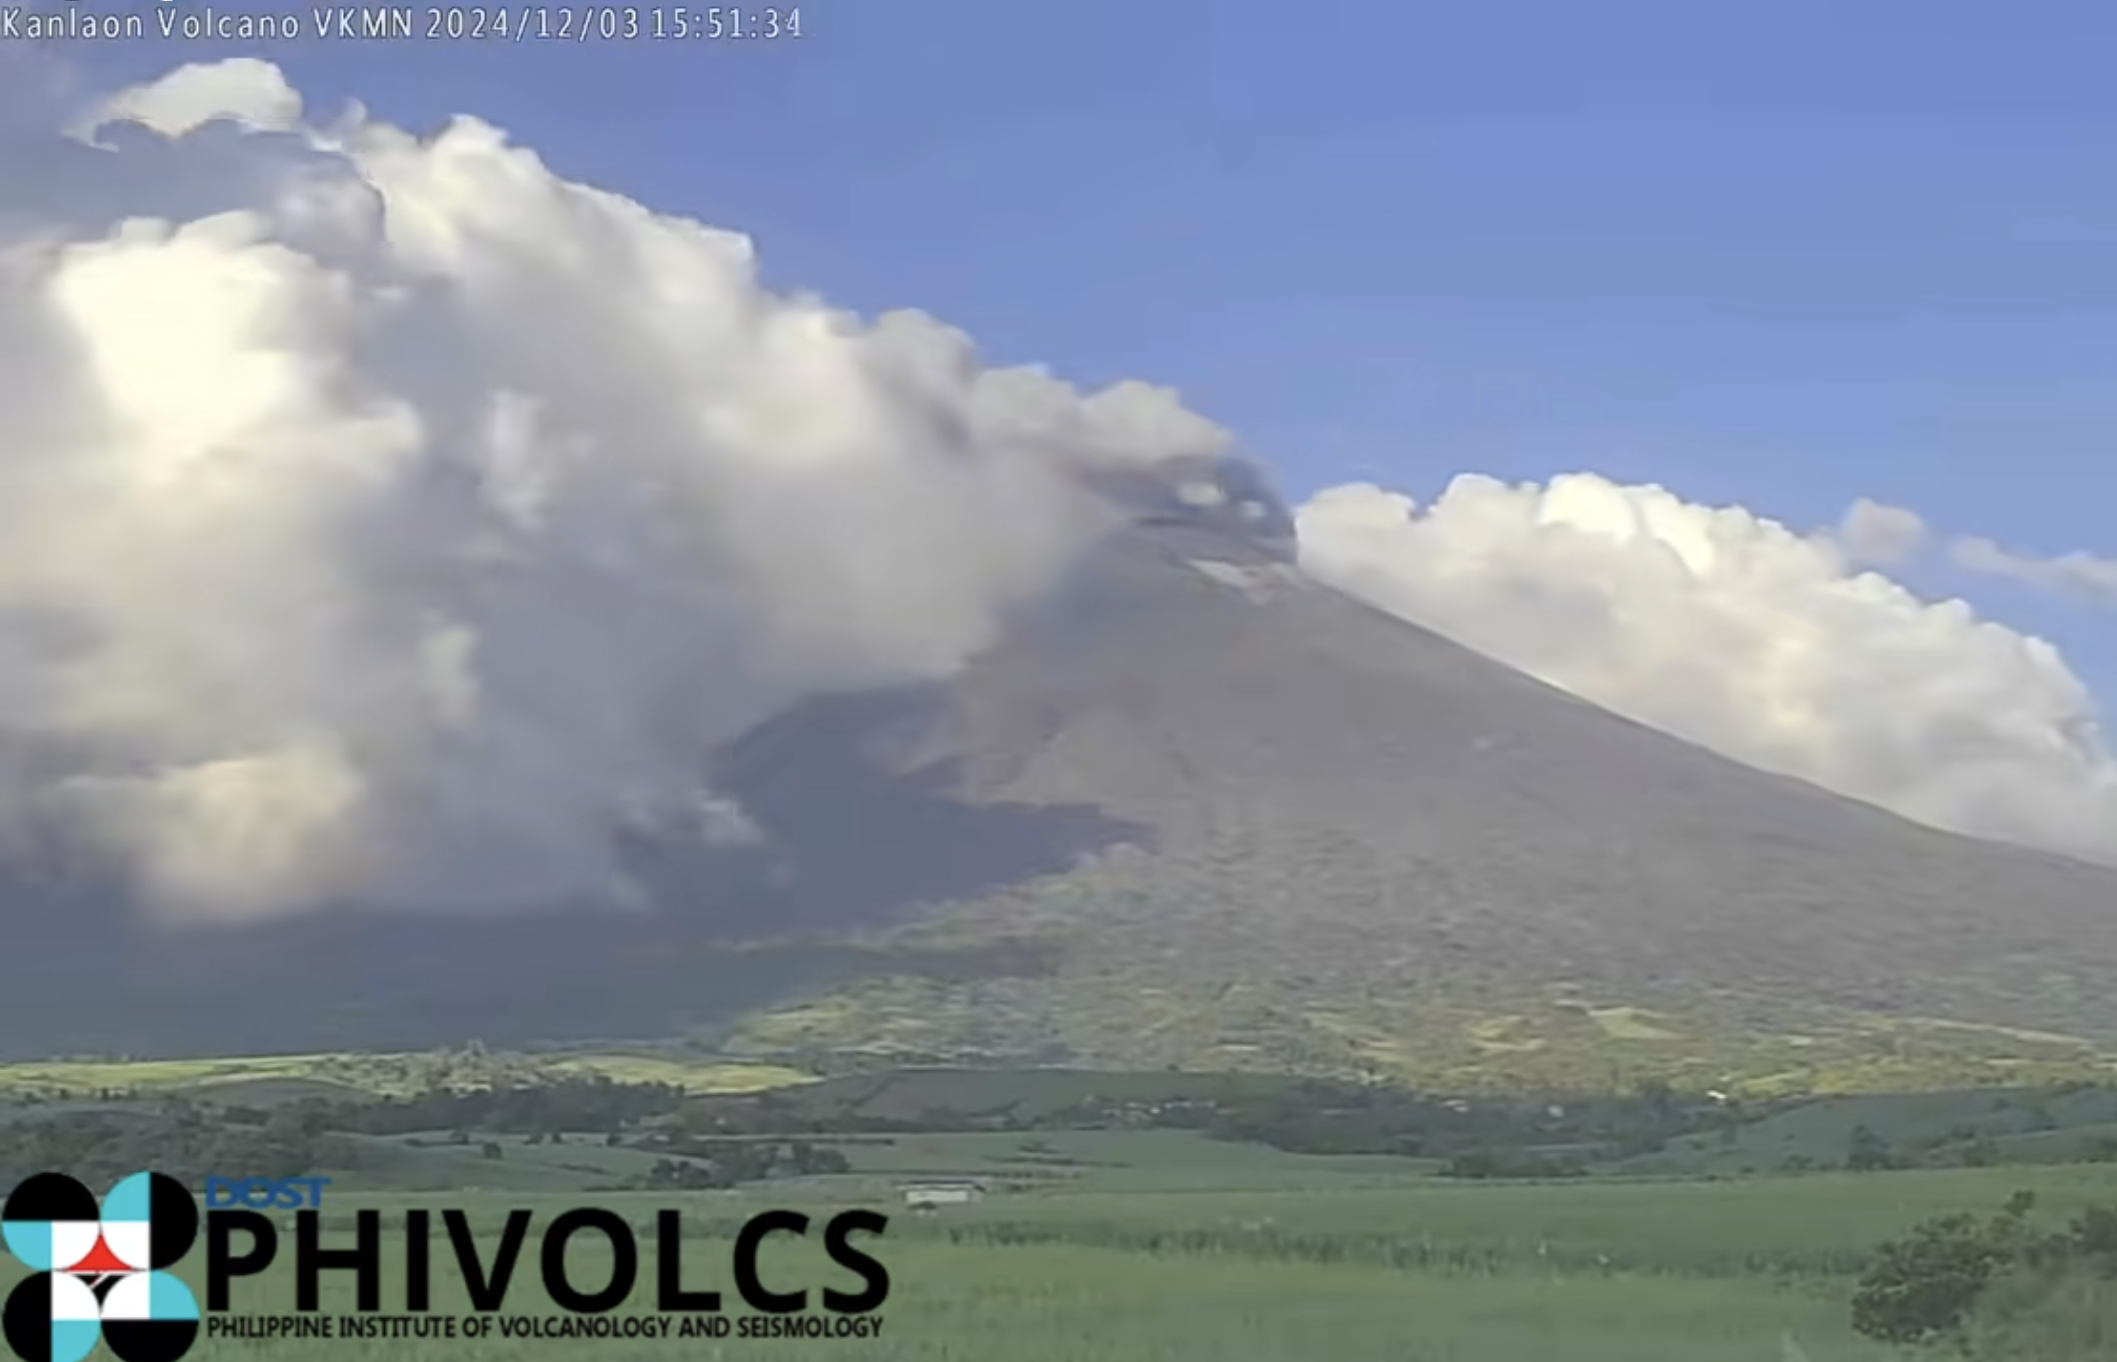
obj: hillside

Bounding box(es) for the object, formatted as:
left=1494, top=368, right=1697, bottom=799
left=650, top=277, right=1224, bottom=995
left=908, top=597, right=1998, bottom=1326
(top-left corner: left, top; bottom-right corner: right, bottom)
left=2, top=456, right=2115, bottom=1089
left=685, top=473, right=2117, bottom=1084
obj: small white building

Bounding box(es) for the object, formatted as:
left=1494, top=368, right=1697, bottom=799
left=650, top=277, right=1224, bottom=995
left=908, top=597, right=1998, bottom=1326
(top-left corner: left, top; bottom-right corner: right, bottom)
left=901, top=1180, right=985, bottom=1209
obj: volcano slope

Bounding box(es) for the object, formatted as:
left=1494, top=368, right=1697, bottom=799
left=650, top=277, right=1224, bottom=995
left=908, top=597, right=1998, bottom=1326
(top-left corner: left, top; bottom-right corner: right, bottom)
left=678, top=491, right=2117, bottom=1085
left=4, top=462, right=2116, bottom=1086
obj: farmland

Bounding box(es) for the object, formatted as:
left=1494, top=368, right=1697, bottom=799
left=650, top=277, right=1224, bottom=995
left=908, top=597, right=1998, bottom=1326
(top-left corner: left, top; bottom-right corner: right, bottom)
left=14, top=1138, right=2117, bottom=1358
left=9, top=1062, right=2117, bottom=1358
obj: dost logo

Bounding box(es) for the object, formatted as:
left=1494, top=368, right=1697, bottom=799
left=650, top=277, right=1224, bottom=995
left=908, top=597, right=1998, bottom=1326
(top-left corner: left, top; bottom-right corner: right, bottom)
left=4, top=1170, right=889, bottom=1359
left=1, top=1171, right=201, bottom=1362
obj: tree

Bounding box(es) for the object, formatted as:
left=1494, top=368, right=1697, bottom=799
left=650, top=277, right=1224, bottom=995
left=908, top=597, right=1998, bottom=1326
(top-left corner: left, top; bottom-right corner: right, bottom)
left=1633, top=1078, right=1676, bottom=1125
left=1851, top=1212, right=2018, bottom=1345
left=2069, top=1204, right=2117, bottom=1255
left=787, top=1141, right=850, bottom=1176
left=1958, top=1136, right=2000, bottom=1168
left=1846, top=1124, right=1898, bottom=1172
left=1848, top=1191, right=2117, bottom=1354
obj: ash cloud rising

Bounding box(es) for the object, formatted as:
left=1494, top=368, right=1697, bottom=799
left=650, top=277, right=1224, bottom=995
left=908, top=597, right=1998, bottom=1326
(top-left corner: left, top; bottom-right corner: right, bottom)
left=0, top=58, right=1231, bottom=923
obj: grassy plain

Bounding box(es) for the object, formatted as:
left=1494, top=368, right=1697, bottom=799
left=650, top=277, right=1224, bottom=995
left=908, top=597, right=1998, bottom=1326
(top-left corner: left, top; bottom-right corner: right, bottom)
left=15, top=1057, right=2117, bottom=1357
left=149, top=1224, right=1893, bottom=1362
left=13, top=1135, right=2117, bottom=1360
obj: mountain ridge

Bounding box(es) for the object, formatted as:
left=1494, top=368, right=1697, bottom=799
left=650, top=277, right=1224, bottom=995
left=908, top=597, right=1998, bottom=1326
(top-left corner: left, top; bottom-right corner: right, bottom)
left=3, top=456, right=2115, bottom=1087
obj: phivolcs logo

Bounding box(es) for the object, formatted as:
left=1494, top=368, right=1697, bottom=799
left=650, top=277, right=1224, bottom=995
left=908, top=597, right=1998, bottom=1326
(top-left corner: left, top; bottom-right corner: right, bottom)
left=2, top=1172, right=201, bottom=1362
left=5, top=1170, right=890, bottom=1355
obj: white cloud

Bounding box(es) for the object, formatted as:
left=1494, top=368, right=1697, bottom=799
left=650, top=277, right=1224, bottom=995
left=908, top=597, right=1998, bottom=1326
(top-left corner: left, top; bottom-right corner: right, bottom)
left=1951, top=536, right=2117, bottom=605
left=69, top=57, right=304, bottom=146
left=0, top=60, right=1236, bottom=922
left=1297, top=474, right=2117, bottom=864
left=1803, top=491, right=2116, bottom=608
left=7, top=55, right=2115, bottom=929
left=1834, top=497, right=1926, bottom=566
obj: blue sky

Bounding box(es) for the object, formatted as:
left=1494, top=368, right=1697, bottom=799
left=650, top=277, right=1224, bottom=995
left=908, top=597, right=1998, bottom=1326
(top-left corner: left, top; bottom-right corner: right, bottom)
left=63, top=0, right=2117, bottom=698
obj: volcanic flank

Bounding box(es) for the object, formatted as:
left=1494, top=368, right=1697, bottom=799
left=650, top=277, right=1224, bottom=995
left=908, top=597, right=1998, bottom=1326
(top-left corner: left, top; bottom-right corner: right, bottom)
left=3, top=453, right=2115, bottom=1075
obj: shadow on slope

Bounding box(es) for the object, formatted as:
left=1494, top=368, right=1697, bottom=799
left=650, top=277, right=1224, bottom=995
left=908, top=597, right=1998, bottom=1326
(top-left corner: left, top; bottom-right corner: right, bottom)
left=621, top=684, right=1153, bottom=935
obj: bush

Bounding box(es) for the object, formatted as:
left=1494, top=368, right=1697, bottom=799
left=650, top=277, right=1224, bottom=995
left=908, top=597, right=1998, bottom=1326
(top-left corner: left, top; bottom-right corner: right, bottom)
left=1852, top=1192, right=2117, bottom=1353
left=1851, top=1212, right=2019, bottom=1344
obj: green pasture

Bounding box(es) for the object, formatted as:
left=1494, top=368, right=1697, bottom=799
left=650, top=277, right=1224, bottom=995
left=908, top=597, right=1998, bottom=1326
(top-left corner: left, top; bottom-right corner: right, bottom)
left=11, top=1166, right=2108, bottom=1360
left=729, top=1127, right=1436, bottom=1191
left=310, top=1125, right=1439, bottom=1194
left=143, top=1232, right=1892, bottom=1362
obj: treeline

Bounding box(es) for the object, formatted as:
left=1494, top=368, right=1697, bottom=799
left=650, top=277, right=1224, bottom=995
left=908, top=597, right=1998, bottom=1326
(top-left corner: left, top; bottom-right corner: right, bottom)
left=22, top=1065, right=2114, bottom=1193
left=0, top=1075, right=820, bottom=1192
left=1082, top=1079, right=1744, bottom=1168
left=0, top=1104, right=321, bottom=1189
left=289, top=1073, right=690, bottom=1138
left=672, top=1075, right=1752, bottom=1167
left=11, top=1069, right=1738, bottom=1188
left=279, top=1077, right=857, bottom=1191
left=619, top=1140, right=851, bottom=1189
left=914, top=1218, right=1871, bottom=1279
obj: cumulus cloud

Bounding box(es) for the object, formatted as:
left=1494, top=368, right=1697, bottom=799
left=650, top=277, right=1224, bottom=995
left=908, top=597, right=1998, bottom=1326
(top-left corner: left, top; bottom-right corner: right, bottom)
left=0, top=59, right=1237, bottom=923
left=9, top=56, right=2115, bottom=931
left=1296, top=475, right=2117, bottom=865
left=67, top=56, right=304, bottom=146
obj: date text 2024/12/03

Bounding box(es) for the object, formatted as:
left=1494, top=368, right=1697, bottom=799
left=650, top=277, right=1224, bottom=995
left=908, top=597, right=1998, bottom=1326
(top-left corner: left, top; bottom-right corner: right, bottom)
left=316, top=4, right=804, bottom=41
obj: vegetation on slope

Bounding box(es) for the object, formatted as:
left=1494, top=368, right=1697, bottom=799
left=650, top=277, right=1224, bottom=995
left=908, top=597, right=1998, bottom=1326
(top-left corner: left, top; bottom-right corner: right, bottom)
left=719, top=967, right=2117, bottom=1094
left=16, top=1058, right=2117, bottom=1192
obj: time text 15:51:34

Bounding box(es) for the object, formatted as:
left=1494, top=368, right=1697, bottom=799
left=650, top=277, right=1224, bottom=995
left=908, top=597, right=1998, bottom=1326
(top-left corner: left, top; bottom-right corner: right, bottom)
left=637, top=6, right=799, bottom=39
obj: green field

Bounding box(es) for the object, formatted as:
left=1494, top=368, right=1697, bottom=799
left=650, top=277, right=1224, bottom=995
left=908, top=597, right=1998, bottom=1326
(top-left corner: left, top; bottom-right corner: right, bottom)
left=12, top=1058, right=2117, bottom=1357
left=98, top=1219, right=1892, bottom=1362
left=13, top=1160, right=2116, bottom=1359
left=318, top=1125, right=1439, bottom=1194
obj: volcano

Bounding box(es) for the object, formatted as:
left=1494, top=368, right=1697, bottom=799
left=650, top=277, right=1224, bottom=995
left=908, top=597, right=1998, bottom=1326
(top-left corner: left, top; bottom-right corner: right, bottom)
left=5, top=455, right=2116, bottom=1080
